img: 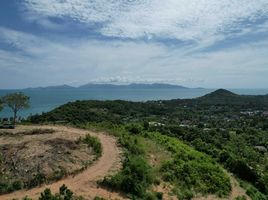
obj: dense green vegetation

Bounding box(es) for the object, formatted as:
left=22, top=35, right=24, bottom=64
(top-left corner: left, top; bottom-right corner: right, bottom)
left=28, top=89, right=268, bottom=199
left=20, top=185, right=78, bottom=200
left=145, top=132, right=231, bottom=198
left=80, top=134, right=102, bottom=157
left=83, top=123, right=230, bottom=199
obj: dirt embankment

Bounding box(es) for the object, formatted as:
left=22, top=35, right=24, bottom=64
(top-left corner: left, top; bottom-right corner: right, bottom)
left=0, top=125, right=124, bottom=200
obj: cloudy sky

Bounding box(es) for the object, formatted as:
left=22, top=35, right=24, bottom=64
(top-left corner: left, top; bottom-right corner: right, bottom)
left=0, top=0, right=268, bottom=89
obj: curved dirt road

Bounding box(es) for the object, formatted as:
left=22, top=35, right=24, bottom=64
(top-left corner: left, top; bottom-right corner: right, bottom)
left=0, top=125, right=124, bottom=200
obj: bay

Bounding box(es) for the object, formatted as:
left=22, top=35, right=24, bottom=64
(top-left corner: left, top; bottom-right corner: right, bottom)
left=0, top=88, right=267, bottom=118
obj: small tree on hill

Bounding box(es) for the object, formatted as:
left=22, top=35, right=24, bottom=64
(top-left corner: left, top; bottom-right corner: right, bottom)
left=3, top=92, right=30, bottom=126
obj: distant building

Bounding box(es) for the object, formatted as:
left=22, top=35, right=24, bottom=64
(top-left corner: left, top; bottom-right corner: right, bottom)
left=149, top=122, right=165, bottom=127
left=254, top=146, right=267, bottom=153
left=263, top=111, right=268, bottom=117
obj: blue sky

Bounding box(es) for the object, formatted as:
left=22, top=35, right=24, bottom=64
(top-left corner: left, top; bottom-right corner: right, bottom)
left=0, top=0, right=268, bottom=89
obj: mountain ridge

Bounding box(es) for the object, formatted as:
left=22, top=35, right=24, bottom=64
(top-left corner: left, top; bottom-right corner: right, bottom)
left=23, top=83, right=189, bottom=90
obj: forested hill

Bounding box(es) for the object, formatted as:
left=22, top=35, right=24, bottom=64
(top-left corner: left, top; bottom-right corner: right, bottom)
left=29, top=89, right=268, bottom=124
left=28, top=89, right=268, bottom=199
left=195, top=89, right=268, bottom=106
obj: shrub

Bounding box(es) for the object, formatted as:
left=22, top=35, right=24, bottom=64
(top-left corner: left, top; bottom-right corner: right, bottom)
left=93, top=197, right=106, bottom=200
left=246, top=186, right=267, bottom=200
left=12, top=180, right=23, bottom=191
left=146, top=132, right=231, bottom=197
left=52, top=167, right=67, bottom=181
left=126, top=124, right=142, bottom=135
left=235, top=196, right=247, bottom=200
left=26, top=172, right=46, bottom=188
left=39, top=185, right=74, bottom=200
left=82, top=134, right=102, bottom=157
left=101, top=155, right=153, bottom=197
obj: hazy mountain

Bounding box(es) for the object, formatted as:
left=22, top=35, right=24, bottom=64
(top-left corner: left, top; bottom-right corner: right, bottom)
left=25, top=84, right=75, bottom=90
left=78, top=83, right=188, bottom=89
left=22, top=83, right=189, bottom=90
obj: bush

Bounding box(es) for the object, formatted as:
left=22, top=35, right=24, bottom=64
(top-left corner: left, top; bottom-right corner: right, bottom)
left=52, top=167, right=67, bottom=181
left=246, top=186, right=267, bottom=200
left=146, top=132, right=231, bottom=197
left=126, top=124, right=142, bottom=135
left=235, top=196, right=247, bottom=200
left=27, top=172, right=46, bottom=188
left=39, top=184, right=73, bottom=200
left=176, top=189, right=194, bottom=200
left=101, top=155, right=153, bottom=197
left=12, top=180, right=23, bottom=190
left=82, top=134, right=102, bottom=157
left=93, top=197, right=106, bottom=200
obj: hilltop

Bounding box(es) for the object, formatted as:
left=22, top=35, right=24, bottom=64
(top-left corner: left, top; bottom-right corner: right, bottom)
left=196, top=89, right=268, bottom=106
left=2, top=89, right=268, bottom=199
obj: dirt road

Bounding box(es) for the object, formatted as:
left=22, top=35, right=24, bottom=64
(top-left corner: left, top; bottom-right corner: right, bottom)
left=0, top=125, right=124, bottom=200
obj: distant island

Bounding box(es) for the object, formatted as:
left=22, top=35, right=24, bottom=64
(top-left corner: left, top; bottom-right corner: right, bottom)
left=24, top=83, right=190, bottom=90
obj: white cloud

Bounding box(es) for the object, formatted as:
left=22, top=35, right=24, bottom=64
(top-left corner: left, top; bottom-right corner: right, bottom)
left=23, top=0, right=268, bottom=42
left=1, top=27, right=268, bottom=89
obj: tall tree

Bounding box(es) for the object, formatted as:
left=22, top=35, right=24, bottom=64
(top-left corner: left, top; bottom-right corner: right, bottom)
left=3, top=92, right=30, bottom=125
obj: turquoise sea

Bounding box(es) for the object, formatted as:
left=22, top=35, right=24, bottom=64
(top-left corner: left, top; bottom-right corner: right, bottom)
left=0, top=88, right=268, bottom=118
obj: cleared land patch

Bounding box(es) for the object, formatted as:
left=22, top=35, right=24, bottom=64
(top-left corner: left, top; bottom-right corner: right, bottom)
left=0, top=126, right=99, bottom=194
left=0, top=125, right=123, bottom=200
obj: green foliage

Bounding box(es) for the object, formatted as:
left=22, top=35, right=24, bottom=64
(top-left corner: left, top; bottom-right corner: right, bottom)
left=22, top=196, right=33, bottom=200
left=175, top=188, right=194, bottom=200
left=241, top=183, right=268, bottom=200
left=97, top=126, right=155, bottom=198
left=93, top=197, right=107, bottom=200
left=27, top=172, right=46, bottom=188
left=235, top=196, right=247, bottom=200
left=145, top=132, right=231, bottom=197
left=2, top=92, right=30, bottom=125
left=39, top=185, right=73, bottom=200
left=39, top=188, right=56, bottom=200
left=59, top=184, right=73, bottom=200
left=118, top=134, right=145, bottom=155
left=126, top=124, right=142, bottom=135
left=82, top=134, right=102, bottom=157
left=12, top=180, right=23, bottom=191
left=0, top=180, right=23, bottom=194
left=27, top=91, right=268, bottom=196
left=102, top=155, right=153, bottom=197
left=155, top=192, right=163, bottom=200
left=0, top=153, right=2, bottom=163
left=52, top=167, right=67, bottom=181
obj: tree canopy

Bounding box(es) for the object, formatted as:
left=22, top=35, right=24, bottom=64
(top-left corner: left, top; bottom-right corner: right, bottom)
left=3, top=92, right=30, bottom=125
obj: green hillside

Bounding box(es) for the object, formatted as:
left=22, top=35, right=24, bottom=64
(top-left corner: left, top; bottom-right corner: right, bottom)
left=28, top=89, right=268, bottom=199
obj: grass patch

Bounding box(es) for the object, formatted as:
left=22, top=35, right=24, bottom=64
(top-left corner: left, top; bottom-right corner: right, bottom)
left=80, top=134, right=102, bottom=157
left=143, top=131, right=232, bottom=198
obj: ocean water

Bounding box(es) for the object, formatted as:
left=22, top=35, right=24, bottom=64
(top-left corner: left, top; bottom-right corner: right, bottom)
left=0, top=88, right=268, bottom=118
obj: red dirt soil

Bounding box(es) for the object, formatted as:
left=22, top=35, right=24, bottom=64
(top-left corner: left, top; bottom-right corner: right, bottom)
left=0, top=125, right=125, bottom=200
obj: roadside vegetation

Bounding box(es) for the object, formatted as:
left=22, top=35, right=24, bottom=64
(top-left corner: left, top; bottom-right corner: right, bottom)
left=79, top=134, right=102, bottom=157
left=83, top=123, right=231, bottom=199
left=1, top=89, right=268, bottom=199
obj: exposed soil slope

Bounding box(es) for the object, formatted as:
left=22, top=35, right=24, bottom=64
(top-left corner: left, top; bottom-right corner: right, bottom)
left=0, top=125, right=124, bottom=200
